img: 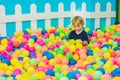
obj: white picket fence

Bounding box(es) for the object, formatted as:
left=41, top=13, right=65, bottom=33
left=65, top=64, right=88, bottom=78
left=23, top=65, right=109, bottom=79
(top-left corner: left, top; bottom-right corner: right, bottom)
left=0, top=2, right=116, bottom=36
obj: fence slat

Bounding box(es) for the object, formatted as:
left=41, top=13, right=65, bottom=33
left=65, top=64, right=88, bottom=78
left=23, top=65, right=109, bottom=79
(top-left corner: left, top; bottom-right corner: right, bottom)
left=106, top=2, right=111, bottom=26
left=15, top=4, right=22, bottom=32
left=0, top=5, right=6, bottom=36
left=45, top=3, right=51, bottom=28
left=31, top=4, right=37, bottom=30
left=95, top=3, right=100, bottom=29
left=58, top=3, right=64, bottom=27
left=82, top=2, right=87, bottom=27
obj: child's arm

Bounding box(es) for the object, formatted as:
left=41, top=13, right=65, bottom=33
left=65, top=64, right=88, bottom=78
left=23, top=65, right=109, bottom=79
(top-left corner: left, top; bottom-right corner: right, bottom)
left=82, top=40, right=88, bottom=46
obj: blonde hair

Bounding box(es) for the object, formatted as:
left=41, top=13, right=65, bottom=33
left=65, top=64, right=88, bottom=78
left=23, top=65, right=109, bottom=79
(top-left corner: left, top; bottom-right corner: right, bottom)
left=72, top=16, right=84, bottom=26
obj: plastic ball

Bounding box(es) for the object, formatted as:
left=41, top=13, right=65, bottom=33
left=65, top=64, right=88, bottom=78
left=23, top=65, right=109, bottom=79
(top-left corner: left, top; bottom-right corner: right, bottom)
left=84, top=74, right=93, bottom=80
left=27, top=66, right=35, bottom=74
left=96, top=68, right=105, bottom=74
left=61, top=58, right=69, bottom=64
left=66, top=53, right=73, bottom=60
left=69, top=59, right=76, bottom=65
left=60, top=77, right=69, bottom=80
left=41, top=29, right=47, bottom=35
left=30, top=58, right=38, bottom=65
left=78, top=76, right=88, bottom=80
left=2, top=59, right=10, bottom=65
left=28, top=38, right=34, bottom=44
left=6, top=45, right=13, bottom=52
left=49, top=59, right=56, bottom=66
left=53, top=67, right=60, bottom=73
left=73, top=54, right=79, bottom=61
left=31, top=35, right=37, bottom=41
left=35, top=71, right=45, bottom=79
left=46, top=70, right=55, bottom=76
left=101, top=74, right=111, bottom=80
left=1, top=39, right=8, bottom=45
left=13, top=41, right=20, bottom=48
left=111, top=68, right=120, bottom=77
left=13, top=69, right=22, bottom=75
left=93, top=71, right=103, bottom=80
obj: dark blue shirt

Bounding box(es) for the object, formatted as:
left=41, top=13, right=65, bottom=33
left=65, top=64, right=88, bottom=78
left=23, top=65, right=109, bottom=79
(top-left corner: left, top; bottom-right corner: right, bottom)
left=68, top=30, right=89, bottom=42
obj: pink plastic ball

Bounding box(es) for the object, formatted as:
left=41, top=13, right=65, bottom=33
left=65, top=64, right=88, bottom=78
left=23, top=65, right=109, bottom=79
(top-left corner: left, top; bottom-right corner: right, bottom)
left=56, top=42, right=62, bottom=48
left=48, top=45, right=55, bottom=50
left=29, top=47, right=35, bottom=52
left=5, top=54, right=12, bottom=60
left=47, top=65, right=54, bottom=70
left=37, top=66, right=46, bottom=72
left=6, top=45, right=13, bottom=52
left=43, top=33, right=49, bottom=39
left=76, top=74, right=81, bottom=80
left=63, top=47, right=69, bottom=54
left=13, top=69, right=22, bottom=75
left=50, top=29, right=55, bottom=34
left=13, top=41, right=20, bottom=48
left=84, top=74, right=93, bottom=80
left=23, top=34, right=30, bottom=40
left=44, top=59, right=49, bottom=64
left=23, top=43, right=29, bottom=50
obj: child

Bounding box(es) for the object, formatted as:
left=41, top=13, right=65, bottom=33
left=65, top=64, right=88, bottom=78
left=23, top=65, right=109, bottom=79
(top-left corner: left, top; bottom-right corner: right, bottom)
left=68, top=16, right=89, bottom=46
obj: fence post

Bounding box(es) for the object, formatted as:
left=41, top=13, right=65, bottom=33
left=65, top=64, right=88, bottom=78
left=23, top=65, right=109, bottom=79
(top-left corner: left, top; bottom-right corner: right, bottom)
left=31, top=4, right=37, bottom=30
left=82, top=2, right=86, bottom=27
left=58, top=3, right=64, bottom=27
left=0, top=5, right=6, bottom=36
left=45, top=3, right=51, bottom=28
left=106, top=2, right=111, bottom=26
left=70, top=2, right=76, bottom=20
left=15, top=4, right=22, bottom=32
left=95, top=2, right=100, bottom=29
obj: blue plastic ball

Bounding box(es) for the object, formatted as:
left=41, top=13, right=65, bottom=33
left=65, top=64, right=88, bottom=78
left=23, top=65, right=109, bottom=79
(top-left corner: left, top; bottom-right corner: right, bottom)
left=96, top=68, right=105, bottom=74
left=54, top=32, right=59, bottom=36
left=114, top=47, right=120, bottom=51
left=100, top=58, right=106, bottom=64
left=0, top=55, right=6, bottom=60
left=87, top=50, right=93, bottom=56
left=31, top=35, right=37, bottom=41
left=18, top=57, right=23, bottom=61
left=47, top=53, right=54, bottom=60
left=69, top=59, right=76, bottom=65
left=42, top=51, right=49, bottom=56
left=111, top=68, right=120, bottom=77
left=42, top=29, right=47, bottom=35
left=2, top=59, right=10, bottom=65
left=46, top=70, right=55, bottom=76
left=102, top=44, right=109, bottom=48
left=23, top=30, right=28, bottom=34
left=2, top=74, right=8, bottom=78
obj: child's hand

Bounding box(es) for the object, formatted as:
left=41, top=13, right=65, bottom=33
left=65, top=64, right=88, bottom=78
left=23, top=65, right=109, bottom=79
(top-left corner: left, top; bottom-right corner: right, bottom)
left=82, top=41, right=88, bottom=46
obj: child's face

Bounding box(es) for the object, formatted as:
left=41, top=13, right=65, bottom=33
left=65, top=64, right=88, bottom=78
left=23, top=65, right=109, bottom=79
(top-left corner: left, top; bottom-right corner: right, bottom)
left=73, top=23, right=82, bottom=32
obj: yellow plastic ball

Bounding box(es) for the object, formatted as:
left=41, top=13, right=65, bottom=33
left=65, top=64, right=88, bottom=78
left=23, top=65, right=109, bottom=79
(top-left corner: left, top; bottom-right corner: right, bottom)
left=38, top=62, right=46, bottom=67
left=7, top=77, right=13, bottom=80
left=23, top=57, right=30, bottom=63
left=78, top=76, right=88, bottom=80
left=15, top=63, right=23, bottom=69
left=112, top=77, right=120, bottom=80
left=73, top=54, right=79, bottom=61
left=22, top=50, right=29, bottom=57
left=27, top=66, right=35, bottom=74
left=11, top=58, right=19, bottom=65
left=35, top=71, right=45, bottom=79
left=24, top=63, right=30, bottom=69
left=15, top=49, right=22, bottom=55
left=1, top=39, right=8, bottom=45
left=49, top=59, right=56, bottom=66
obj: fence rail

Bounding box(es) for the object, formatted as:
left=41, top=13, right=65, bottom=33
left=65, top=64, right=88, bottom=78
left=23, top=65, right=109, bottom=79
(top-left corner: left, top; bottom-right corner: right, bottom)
left=0, top=2, right=116, bottom=36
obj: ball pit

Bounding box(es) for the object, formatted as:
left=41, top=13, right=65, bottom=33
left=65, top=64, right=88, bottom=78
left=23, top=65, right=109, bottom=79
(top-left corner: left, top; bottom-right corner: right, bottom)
left=0, top=24, right=119, bottom=79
